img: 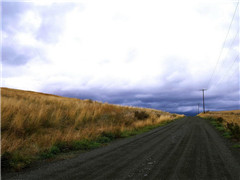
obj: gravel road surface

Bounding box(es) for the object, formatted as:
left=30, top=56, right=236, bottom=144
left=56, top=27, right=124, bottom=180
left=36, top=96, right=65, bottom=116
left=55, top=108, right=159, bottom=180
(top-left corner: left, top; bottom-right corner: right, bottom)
left=2, top=116, right=240, bottom=180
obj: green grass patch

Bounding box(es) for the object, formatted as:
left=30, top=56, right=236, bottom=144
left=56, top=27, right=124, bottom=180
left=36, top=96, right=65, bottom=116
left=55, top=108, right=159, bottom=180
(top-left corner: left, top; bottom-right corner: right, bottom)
left=226, top=122, right=240, bottom=140
left=223, top=131, right=232, bottom=139
left=38, top=120, right=175, bottom=161
left=40, top=139, right=102, bottom=160
left=71, top=140, right=101, bottom=150
left=120, top=120, right=173, bottom=138
left=210, top=120, right=219, bottom=126
left=100, top=131, right=117, bottom=140
left=206, top=117, right=240, bottom=141
left=232, top=144, right=240, bottom=148
left=216, top=125, right=225, bottom=132
left=95, top=136, right=112, bottom=144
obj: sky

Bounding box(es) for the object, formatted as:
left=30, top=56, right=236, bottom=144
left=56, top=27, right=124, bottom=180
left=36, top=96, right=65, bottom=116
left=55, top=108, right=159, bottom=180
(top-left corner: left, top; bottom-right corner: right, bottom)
left=1, top=0, right=239, bottom=115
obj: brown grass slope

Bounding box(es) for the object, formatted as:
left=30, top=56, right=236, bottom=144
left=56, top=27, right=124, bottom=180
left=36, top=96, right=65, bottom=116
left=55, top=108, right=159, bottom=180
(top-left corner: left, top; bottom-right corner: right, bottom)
left=198, top=110, right=240, bottom=126
left=1, top=87, right=183, bottom=169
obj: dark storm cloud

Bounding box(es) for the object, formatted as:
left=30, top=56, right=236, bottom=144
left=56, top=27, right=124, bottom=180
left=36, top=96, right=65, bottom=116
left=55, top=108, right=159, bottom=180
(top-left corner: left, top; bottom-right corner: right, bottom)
left=43, top=80, right=239, bottom=115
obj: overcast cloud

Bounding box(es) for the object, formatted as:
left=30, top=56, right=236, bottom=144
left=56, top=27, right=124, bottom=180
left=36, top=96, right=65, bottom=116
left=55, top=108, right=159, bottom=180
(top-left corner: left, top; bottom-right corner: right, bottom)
left=1, top=0, right=239, bottom=115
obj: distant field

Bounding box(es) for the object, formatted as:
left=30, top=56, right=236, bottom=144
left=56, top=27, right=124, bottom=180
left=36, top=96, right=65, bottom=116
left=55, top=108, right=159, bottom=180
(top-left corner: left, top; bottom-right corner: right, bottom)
left=1, top=87, right=183, bottom=170
left=198, top=110, right=240, bottom=126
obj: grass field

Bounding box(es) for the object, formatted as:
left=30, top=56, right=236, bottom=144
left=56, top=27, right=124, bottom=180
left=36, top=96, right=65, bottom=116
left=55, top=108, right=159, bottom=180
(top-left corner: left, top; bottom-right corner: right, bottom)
left=198, top=110, right=240, bottom=143
left=1, top=87, right=184, bottom=170
left=198, top=110, right=240, bottom=126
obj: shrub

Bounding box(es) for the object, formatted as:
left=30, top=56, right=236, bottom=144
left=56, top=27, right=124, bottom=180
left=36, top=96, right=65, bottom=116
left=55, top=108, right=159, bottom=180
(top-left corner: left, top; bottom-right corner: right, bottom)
left=72, top=140, right=100, bottom=150
left=233, top=144, right=240, bottom=148
left=55, top=142, right=70, bottom=152
left=216, top=117, right=224, bottom=123
left=101, top=132, right=116, bottom=140
left=86, top=99, right=93, bottom=103
left=49, top=145, right=60, bottom=155
left=226, top=122, right=240, bottom=140
left=1, top=152, right=12, bottom=169
left=96, top=136, right=111, bottom=144
left=223, top=131, right=231, bottom=139
left=227, top=122, right=234, bottom=131
left=216, top=126, right=225, bottom=132
left=40, top=151, right=54, bottom=159
left=1, top=152, right=31, bottom=170
left=134, top=111, right=149, bottom=120
left=72, top=140, right=90, bottom=150
left=40, top=145, right=61, bottom=159
left=207, top=117, right=215, bottom=121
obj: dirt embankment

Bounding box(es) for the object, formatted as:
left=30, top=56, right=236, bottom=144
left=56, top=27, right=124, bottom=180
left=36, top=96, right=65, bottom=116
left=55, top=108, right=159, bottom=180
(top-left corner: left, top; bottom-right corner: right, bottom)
left=3, top=117, right=240, bottom=180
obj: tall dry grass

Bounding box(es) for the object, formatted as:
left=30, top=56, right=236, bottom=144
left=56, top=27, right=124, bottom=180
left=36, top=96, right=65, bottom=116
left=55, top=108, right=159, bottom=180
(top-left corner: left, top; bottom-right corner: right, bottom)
left=1, top=87, right=183, bottom=161
left=198, top=110, right=240, bottom=126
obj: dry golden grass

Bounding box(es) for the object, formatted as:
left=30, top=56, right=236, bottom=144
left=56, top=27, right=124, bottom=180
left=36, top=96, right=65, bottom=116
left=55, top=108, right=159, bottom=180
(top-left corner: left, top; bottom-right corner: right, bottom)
left=1, top=87, right=184, bottom=159
left=198, top=110, right=240, bottom=126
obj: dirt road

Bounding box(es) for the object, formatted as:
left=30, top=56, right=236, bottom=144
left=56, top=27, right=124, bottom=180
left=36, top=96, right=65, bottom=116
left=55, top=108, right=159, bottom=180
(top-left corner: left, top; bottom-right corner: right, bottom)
left=3, top=117, right=240, bottom=180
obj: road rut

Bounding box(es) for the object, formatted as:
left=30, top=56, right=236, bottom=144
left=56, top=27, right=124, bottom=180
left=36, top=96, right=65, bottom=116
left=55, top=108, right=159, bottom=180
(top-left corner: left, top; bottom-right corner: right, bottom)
left=3, top=117, right=240, bottom=180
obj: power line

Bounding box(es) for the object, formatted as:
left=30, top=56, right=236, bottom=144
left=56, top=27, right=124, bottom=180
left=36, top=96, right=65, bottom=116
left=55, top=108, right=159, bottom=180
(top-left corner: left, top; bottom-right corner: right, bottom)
left=216, top=54, right=239, bottom=85
left=214, top=18, right=239, bottom=84
left=210, top=29, right=239, bottom=87
left=223, top=58, right=239, bottom=82
left=207, top=1, right=239, bottom=89
left=225, top=30, right=239, bottom=57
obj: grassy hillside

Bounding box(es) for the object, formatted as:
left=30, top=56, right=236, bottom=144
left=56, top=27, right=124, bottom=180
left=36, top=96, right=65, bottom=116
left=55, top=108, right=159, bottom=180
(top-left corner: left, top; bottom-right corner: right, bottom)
left=198, top=110, right=240, bottom=143
left=198, top=110, right=240, bottom=126
left=1, top=87, right=183, bottom=170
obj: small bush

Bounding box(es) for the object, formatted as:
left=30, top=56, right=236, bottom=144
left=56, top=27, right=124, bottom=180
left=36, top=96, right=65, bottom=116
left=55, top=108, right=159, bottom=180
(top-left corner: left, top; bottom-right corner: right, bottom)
left=101, top=132, right=116, bottom=140
left=1, top=152, right=12, bottom=169
left=227, top=122, right=234, bottom=131
left=49, top=145, right=60, bottom=155
left=226, top=122, right=240, bottom=140
left=134, top=111, right=149, bottom=120
left=210, top=121, right=219, bottom=126
left=72, top=140, right=100, bottom=150
left=55, top=142, right=70, bottom=152
left=96, top=136, right=111, bottom=144
left=72, top=140, right=89, bottom=150
left=86, top=99, right=93, bottom=103
left=207, top=117, right=215, bottom=121
left=233, top=144, right=240, bottom=148
left=216, top=117, right=224, bottom=123
left=40, top=145, right=61, bottom=159
left=119, top=131, right=131, bottom=138
left=223, top=131, right=231, bottom=139
left=216, top=126, right=225, bottom=132
left=40, top=151, right=54, bottom=159
left=1, top=152, right=31, bottom=170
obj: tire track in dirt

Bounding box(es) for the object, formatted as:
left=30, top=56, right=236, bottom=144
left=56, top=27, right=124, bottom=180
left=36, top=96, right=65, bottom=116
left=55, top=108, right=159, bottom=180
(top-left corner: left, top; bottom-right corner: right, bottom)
left=54, top=118, right=187, bottom=179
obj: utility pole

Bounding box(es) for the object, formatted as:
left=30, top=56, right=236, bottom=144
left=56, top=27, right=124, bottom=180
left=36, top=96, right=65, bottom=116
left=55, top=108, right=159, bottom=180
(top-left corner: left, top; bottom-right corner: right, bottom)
left=200, top=89, right=207, bottom=113
left=197, top=103, right=200, bottom=114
